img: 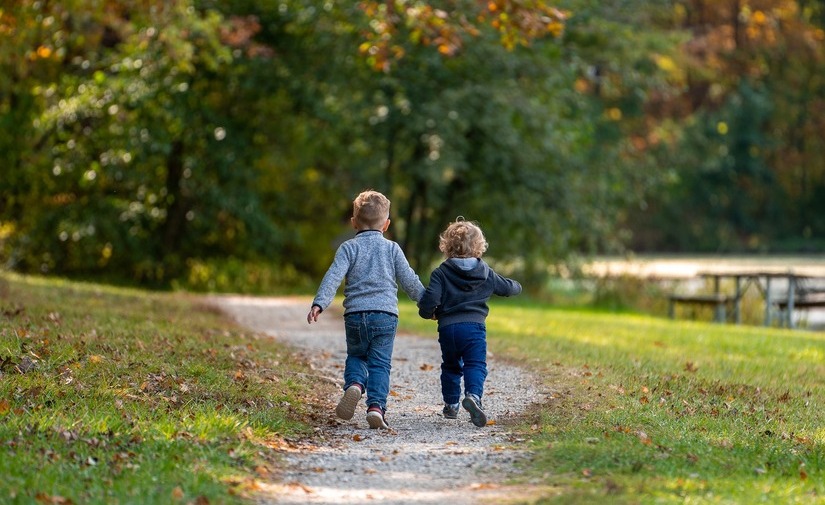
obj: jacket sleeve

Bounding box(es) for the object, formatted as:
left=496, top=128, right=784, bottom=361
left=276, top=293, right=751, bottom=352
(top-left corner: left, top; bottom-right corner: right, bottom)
left=417, top=269, right=443, bottom=319
left=491, top=270, right=522, bottom=297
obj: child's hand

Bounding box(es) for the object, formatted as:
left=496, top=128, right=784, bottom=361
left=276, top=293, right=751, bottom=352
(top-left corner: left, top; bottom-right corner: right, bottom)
left=307, top=305, right=322, bottom=324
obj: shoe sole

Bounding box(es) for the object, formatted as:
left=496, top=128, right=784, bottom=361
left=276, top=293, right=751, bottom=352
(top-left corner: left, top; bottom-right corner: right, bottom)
left=335, top=385, right=361, bottom=420
left=366, top=411, right=389, bottom=429
left=462, top=396, right=488, bottom=427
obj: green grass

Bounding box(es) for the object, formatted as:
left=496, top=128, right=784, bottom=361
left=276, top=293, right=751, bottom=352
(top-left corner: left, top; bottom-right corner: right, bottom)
left=0, top=273, right=316, bottom=504
left=5, top=271, right=824, bottom=504
left=399, top=298, right=825, bottom=504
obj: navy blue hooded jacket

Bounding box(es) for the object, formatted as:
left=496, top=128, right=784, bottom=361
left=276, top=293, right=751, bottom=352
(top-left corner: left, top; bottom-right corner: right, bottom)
left=418, top=258, right=522, bottom=329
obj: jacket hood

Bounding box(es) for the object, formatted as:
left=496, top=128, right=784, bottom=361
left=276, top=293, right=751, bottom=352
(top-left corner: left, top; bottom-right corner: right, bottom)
left=443, top=258, right=489, bottom=291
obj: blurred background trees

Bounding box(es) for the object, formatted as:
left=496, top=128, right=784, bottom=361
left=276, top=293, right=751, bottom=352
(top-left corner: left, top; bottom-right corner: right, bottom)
left=1, top=0, right=823, bottom=292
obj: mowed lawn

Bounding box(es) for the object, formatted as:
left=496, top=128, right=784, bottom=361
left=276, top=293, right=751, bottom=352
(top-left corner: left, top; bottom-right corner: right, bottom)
left=399, top=299, right=825, bottom=504
left=0, top=273, right=320, bottom=505
left=3, top=271, right=823, bottom=504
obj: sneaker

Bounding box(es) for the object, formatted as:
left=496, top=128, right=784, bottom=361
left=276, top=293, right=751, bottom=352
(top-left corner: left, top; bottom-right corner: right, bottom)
left=366, top=405, right=389, bottom=429
left=335, top=384, right=362, bottom=420
left=462, top=394, right=488, bottom=427
left=443, top=403, right=460, bottom=419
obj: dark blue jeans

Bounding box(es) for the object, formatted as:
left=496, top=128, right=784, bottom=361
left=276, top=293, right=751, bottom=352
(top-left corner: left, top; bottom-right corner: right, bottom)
left=438, top=322, right=488, bottom=405
left=343, top=311, right=398, bottom=411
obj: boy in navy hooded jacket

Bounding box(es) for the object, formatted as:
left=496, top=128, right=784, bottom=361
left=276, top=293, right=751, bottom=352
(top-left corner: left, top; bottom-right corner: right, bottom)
left=418, top=218, right=522, bottom=427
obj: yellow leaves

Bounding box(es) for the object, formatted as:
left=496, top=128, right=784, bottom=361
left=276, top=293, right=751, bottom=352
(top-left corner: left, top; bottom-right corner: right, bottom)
left=357, top=1, right=566, bottom=71
left=606, top=107, right=622, bottom=121
left=0, top=398, right=10, bottom=415
left=419, top=363, right=434, bottom=371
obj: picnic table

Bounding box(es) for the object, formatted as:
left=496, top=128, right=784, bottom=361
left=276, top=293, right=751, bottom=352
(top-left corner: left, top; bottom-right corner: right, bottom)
left=669, top=270, right=825, bottom=328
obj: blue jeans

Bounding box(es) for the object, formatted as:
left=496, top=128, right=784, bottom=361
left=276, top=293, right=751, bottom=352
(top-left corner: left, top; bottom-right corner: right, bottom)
left=343, top=311, right=398, bottom=411
left=438, top=322, right=488, bottom=405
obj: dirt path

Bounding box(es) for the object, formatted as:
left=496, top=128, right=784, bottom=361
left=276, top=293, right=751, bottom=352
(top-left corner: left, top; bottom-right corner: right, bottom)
left=213, top=295, right=545, bottom=505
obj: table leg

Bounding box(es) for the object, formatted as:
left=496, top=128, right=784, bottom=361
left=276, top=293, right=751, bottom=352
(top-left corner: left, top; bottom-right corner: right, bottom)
left=734, top=276, right=742, bottom=324
left=787, top=276, right=795, bottom=329
left=764, top=277, right=772, bottom=327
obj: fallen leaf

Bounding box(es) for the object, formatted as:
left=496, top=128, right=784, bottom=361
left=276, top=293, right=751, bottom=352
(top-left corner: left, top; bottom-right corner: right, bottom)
left=684, top=362, right=698, bottom=373
left=353, top=434, right=363, bottom=442
left=171, top=486, right=184, bottom=500
left=637, top=431, right=652, bottom=445
left=582, top=468, right=592, bottom=477
left=0, top=399, right=10, bottom=415
left=88, top=355, right=103, bottom=364
left=254, top=466, right=269, bottom=477
left=419, top=363, right=434, bottom=371
left=35, top=493, right=73, bottom=504
left=800, top=469, right=808, bottom=480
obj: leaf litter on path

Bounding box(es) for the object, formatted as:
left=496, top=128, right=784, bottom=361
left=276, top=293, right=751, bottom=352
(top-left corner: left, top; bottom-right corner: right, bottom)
left=214, top=296, right=545, bottom=505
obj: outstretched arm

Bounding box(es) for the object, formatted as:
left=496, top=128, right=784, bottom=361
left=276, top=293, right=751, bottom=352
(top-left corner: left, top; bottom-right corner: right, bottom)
left=492, top=271, right=522, bottom=297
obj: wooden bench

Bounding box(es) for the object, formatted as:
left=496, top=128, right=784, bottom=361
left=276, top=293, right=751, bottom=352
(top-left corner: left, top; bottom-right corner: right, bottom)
left=668, top=294, right=729, bottom=323
left=776, top=294, right=825, bottom=310
left=773, top=285, right=825, bottom=328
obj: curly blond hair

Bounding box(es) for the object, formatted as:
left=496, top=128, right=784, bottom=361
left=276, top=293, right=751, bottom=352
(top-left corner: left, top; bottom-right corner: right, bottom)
left=438, top=217, right=488, bottom=258
left=353, top=190, right=390, bottom=229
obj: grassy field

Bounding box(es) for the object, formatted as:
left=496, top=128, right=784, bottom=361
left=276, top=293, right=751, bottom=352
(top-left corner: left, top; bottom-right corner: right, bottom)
left=0, top=273, right=320, bottom=504
left=4, top=272, right=824, bottom=504
left=399, top=299, right=825, bottom=504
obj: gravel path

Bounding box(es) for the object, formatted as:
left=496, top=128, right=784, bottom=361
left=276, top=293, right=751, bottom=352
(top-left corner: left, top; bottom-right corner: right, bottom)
left=213, top=295, right=543, bottom=505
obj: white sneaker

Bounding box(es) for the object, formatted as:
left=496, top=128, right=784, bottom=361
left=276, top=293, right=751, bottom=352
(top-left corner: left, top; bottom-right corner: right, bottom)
left=366, top=406, right=389, bottom=429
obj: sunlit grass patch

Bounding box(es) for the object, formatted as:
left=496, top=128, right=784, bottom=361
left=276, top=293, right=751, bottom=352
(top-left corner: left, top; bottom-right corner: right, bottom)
left=399, top=298, right=825, bottom=503
left=0, top=272, right=315, bottom=504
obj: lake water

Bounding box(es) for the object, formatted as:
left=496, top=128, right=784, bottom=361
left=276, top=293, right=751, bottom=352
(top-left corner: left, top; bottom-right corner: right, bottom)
left=584, top=254, right=825, bottom=279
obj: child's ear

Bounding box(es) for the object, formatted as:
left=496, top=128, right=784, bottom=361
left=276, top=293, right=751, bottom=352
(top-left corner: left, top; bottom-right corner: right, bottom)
left=382, top=218, right=391, bottom=232
left=351, top=217, right=358, bottom=229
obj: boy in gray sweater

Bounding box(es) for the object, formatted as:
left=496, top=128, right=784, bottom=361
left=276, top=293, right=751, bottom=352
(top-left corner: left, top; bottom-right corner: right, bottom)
left=307, top=190, right=424, bottom=429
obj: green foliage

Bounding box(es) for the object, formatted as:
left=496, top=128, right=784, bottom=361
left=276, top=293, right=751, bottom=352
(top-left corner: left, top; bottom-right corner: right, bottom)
left=3, top=0, right=825, bottom=291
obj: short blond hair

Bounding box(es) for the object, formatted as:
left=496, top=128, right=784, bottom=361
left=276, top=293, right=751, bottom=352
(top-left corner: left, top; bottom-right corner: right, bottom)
left=353, top=190, right=390, bottom=229
left=439, top=217, right=488, bottom=258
